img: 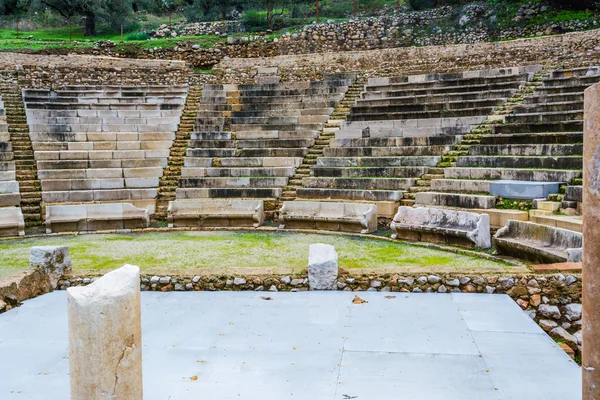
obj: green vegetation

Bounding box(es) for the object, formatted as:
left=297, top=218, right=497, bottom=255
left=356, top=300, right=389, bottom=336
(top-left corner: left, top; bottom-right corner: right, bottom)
left=0, top=231, right=518, bottom=278
left=496, top=197, right=533, bottom=211
left=0, top=25, right=226, bottom=51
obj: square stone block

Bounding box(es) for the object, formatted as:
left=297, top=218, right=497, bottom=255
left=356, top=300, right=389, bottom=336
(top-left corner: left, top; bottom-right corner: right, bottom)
left=489, top=180, right=562, bottom=199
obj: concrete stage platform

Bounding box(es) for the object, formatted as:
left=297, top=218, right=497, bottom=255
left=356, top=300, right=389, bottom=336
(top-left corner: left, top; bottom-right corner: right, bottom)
left=0, top=291, right=581, bottom=399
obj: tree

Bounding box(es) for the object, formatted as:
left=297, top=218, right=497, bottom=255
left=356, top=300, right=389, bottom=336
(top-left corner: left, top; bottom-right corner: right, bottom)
left=23, top=0, right=104, bottom=35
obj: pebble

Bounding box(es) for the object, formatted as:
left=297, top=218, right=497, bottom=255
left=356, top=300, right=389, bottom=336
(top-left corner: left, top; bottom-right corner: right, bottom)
left=538, top=304, right=561, bottom=320
left=446, top=278, right=460, bottom=287
left=159, top=276, right=171, bottom=285
left=233, top=277, right=247, bottom=286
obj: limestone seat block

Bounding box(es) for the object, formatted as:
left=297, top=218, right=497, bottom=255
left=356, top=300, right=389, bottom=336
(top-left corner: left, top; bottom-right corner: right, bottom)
left=67, top=265, right=142, bottom=400
left=493, top=220, right=583, bottom=263
left=167, top=199, right=264, bottom=228
left=0, top=207, right=25, bottom=237
left=391, top=206, right=491, bottom=249
left=308, top=243, right=338, bottom=290
left=45, top=203, right=149, bottom=233
left=279, top=201, right=377, bottom=234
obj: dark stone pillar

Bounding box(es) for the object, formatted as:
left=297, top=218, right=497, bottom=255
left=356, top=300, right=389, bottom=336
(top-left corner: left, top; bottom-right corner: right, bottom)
left=583, top=82, right=600, bottom=399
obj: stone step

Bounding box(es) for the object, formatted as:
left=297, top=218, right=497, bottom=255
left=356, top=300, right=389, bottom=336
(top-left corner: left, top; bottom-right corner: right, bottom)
left=347, top=106, right=497, bottom=122
left=313, top=166, right=428, bottom=178
left=323, top=145, right=451, bottom=157
left=444, top=166, right=581, bottom=183
left=176, top=187, right=282, bottom=199
left=178, top=176, right=288, bottom=188
left=480, top=132, right=582, bottom=145
left=505, top=110, right=583, bottom=124
left=469, top=143, right=582, bottom=156
left=302, top=176, right=417, bottom=190
left=330, top=136, right=460, bottom=148
left=456, top=155, right=582, bottom=169
left=295, top=187, right=405, bottom=202
left=351, top=98, right=505, bottom=115
left=415, top=191, right=496, bottom=209
left=356, top=89, right=517, bottom=107
left=492, top=121, right=582, bottom=134
left=316, top=156, right=441, bottom=168
left=181, top=166, right=296, bottom=178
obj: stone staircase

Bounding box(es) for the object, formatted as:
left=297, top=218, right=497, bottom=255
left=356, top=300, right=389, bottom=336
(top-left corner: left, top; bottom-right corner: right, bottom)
left=296, top=66, right=541, bottom=217
left=0, top=86, right=41, bottom=226
left=154, top=84, right=203, bottom=220
left=280, top=78, right=364, bottom=202
left=176, top=78, right=353, bottom=219
left=415, top=66, right=598, bottom=215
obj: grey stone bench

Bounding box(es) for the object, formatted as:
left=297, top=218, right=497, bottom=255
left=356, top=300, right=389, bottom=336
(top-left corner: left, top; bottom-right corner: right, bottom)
left=391, top=206, right=491, bottom=248
left=0, top=207, right=25, bottom=237
left=167, top=199, right=264, bottom=228
left=493, top=220, right=582, bottom=263
left=45, top=203, right=149, bottom=233
left=278, top=201, right=377, bottom=234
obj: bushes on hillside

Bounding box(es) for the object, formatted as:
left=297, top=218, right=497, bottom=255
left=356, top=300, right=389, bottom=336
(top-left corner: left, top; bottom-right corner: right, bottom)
left=243, top=9, right=268, bottom=31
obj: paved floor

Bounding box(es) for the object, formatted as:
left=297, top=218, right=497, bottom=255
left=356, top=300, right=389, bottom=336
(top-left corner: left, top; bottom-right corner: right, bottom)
left=0, top=291, right=581, bottom=400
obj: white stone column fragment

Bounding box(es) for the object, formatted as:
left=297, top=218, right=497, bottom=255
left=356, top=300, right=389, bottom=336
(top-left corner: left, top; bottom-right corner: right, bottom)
left=308, top=244, right=338, bottom=290
left=67, top=265, right=143, bottom=400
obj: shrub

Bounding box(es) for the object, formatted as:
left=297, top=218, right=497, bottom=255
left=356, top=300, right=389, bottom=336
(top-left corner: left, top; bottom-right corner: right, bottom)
left=243, top=10, right=268, bottom=31
left=125, top=32, right=150, bottom=41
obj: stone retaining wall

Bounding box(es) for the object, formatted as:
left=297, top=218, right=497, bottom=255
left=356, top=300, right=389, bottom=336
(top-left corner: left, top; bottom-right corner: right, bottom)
left=0, top=53, right=191, bottom=89
left=214, top=28, right=600, bottom=83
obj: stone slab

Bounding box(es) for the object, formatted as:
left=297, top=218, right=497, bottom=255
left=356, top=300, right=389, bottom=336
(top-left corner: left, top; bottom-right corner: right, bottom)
left=489, top=180, right=563, bottom=199
left=0, top=291, right=580, bottom=399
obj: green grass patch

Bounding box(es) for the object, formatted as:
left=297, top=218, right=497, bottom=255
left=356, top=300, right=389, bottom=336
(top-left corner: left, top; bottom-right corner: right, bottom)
left=0, top=231, right=518, bottom=278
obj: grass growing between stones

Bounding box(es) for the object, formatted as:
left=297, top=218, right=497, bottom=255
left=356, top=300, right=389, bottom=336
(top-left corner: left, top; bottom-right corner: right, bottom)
left=0, top=231, right=523, bottom=278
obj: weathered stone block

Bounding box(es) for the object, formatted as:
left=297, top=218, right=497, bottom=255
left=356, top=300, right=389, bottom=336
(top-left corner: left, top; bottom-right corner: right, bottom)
left=67, top=265, right=142, bottom=400
left=30, top=246, right=72, bottom=288
left=489, top=180, right=562, bottom=199
left=308, top=244, right=338, bottom=291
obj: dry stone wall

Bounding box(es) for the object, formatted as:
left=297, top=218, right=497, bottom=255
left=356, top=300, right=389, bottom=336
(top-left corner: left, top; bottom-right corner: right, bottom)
left=215, top=28, right=600, bottom=83
left=0, top=53, right=191, bottom=89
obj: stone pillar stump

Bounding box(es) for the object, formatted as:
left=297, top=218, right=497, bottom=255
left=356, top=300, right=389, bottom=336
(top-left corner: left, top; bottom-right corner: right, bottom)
left=67, top=264, right=143, bottom=400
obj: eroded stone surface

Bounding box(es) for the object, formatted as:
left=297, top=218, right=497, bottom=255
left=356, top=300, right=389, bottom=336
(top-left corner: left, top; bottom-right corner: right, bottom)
left=30, top=246, right=72, bottom=288
left=308, top=244, right=338, bottom=290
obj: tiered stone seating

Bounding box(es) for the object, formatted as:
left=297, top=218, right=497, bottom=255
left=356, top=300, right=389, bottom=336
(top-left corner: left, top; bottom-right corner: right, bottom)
left=493, top=220, right=582, bottom=263
left=417, top=66, right=600, bottom=210
left=23, top=85, right=187, bottom=217
left=0, top=96, right=24, bottom=237
left=0, top=96, right=20, bottom=207
left=297, top=67, right=540, bottom=216
left=176, top=79, right=351, bottom=216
